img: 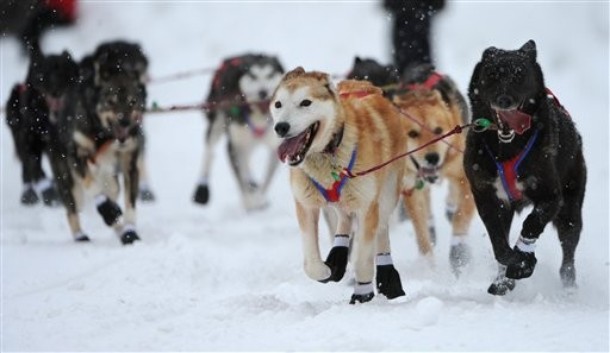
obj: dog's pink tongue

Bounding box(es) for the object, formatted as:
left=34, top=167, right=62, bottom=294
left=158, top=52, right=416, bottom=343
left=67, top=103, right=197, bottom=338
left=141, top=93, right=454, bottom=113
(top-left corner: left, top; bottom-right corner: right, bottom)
left=277, top=131, right=307, bottom=163
left=497, top=110, right=532, bottom=134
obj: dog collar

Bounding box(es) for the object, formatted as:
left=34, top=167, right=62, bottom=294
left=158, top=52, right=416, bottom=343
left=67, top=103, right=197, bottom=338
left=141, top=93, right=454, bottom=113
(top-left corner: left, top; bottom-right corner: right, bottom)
left=485, top=129, right=540, bottom=202
left=309, top=148, right=357, bottom=203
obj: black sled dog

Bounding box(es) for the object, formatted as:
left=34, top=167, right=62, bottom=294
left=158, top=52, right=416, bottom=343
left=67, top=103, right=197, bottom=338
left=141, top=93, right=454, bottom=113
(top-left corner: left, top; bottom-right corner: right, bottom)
left=5, top=45, right=79, bottom=206
left=52, top=41, right=148, bottom=244
left=464, top=40, right=586, bottom=295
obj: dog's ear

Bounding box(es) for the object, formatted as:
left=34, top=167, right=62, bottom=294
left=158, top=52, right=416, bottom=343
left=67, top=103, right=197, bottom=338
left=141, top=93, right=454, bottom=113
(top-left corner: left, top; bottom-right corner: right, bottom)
left=61, top=50, right=73, bottom=61
left=467, top=62, right=483, bottom=106
left=482, top=46, right=499, bottom=61
left=354, top=56, right=362, bottom=64
left=283, top=66, right=306, bottom=81
left=520, top=40, right=537, bottom=61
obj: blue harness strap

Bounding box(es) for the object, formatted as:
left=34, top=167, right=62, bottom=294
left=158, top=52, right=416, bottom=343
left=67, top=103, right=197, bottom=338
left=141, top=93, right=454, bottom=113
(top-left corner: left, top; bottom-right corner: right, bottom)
left=310, top=149, right=357, bottom=203
left=486, top=129, right=540, bottom=202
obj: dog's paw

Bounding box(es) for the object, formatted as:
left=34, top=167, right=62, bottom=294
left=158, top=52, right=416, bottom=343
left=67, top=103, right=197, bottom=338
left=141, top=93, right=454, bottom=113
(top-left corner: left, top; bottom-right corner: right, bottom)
left=505, top=248, right=537, bottom=279
left=41, top=185, right=61, bottom=207
left=320, top=245, right=349, bottom=283
left=193, top=184, right=210, bottom=205
left=120, top=227, right=140, bottom=245
left=376, top=264, right=406, bottom=299
left=138, top=187, right=156, bottom=202
left=305, top=261, right=332, bottom=282
left=20, top=187, right=39, bottom=205
left=74, top=232, right=91, bottom=242
left=560, top=263, right=576, bottom=288
left=349, top=282, right=375, bottom=304
left=244, top=190, right=269, bottom=212
left=487, top=277, right=516, bottom=296
left=96, top=197, right=123, bottom=226
left=449, top=243, right=471, bottom=277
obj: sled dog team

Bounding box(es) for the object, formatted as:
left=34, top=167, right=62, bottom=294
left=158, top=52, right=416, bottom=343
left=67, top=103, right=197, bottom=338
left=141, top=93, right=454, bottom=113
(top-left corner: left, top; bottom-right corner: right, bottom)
left=6, top=40, right=586, bottom=303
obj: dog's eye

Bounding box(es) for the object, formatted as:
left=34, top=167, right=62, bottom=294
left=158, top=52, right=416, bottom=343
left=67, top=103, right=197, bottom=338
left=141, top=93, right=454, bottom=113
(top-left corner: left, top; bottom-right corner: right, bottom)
left=300, top=99, right=312, bottom=107
left=408, top=130, right=420, bottom=138
left=274, top=101, right=282, bottom=109
left=433, top=127, right=443, bottom=135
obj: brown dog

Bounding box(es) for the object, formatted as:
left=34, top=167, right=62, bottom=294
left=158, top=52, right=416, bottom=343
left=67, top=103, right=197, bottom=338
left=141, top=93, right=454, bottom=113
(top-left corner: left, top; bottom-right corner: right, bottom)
left=393, top=88, right=476, bottom=275
left=270, top=67, right=408, bottom=303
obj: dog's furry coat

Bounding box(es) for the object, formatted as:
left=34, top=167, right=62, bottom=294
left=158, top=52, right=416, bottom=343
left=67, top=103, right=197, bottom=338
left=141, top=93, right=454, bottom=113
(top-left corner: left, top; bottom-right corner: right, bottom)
left=464, top=40, right=586, bottom=294
left=271, top=67, right=408, bottom=303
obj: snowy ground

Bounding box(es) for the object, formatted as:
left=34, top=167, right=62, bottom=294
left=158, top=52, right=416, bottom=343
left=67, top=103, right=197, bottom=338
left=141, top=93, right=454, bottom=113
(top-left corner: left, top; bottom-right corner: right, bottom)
left=1, top=1, right=609, bottom=351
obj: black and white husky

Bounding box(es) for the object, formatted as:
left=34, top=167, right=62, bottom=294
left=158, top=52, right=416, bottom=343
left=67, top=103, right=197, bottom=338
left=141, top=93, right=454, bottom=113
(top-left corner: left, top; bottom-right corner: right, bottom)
left=193, top=54, right=284, bottom=211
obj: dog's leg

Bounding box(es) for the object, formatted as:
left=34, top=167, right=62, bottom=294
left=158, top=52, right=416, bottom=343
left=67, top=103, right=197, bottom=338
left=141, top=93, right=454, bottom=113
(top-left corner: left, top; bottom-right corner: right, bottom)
left=375, top=225, right=406, bottom=300
left=554, top=173, right=585, bottom=288
left=350, top=204, right=379, bottom=304
left=261, top=140, right=280, bottom=195
left=403, top=189, right=433, bottom=256
left=48, top=151, right=89, bottom=242
left=448, top=175, right=476, bottom=276
left=137, top=131, right=155, bottom=202
left=470, top=186, right=520, bottom=294
left=321, top=208, right=351, bottom=283
left=488, top=263, right=516, bottom=296
left=424, top=188, right=437, bottom=246
left=117, top=150, right=141, bottom=245
left=91, top=148, right=134, bottom=244
left=322, top=207, right=339, bottom=240
left=193, top=112, right=224, bottom=205
left=446, top=181, right=459, bottom=221
left=470, top=186, right=516, bottom=265
left=295, top=201, right=330, bottom=281
left=20, top=140, right=44, bottom=205
left=507, top=179, right=563, bottom=280
left=227, top=132, right=267, bottom=211
left=376, top=171, right=405, bottom=299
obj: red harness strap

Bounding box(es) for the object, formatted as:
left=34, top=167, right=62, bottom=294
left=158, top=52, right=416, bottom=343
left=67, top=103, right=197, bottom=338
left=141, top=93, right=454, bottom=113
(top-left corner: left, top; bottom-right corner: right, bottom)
left=406, top=71, right=443, bottom=91
left=338, top=90, right=375, bottom=99
left=545, top=88, right=571, bottom=118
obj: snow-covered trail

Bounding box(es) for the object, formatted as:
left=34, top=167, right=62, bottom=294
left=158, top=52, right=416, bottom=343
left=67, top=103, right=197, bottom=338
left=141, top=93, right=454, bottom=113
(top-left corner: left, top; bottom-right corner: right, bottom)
left=1, top=1, right=608, bottom=351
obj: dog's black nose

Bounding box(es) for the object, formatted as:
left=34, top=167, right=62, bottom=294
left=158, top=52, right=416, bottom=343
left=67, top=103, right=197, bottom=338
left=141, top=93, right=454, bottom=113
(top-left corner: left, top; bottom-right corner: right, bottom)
left=258, top=90, right=268, bottom=100
left=119, top=117, right=131, bottom=127
left=496, top=94, right=515, bottom=109
left=274, top=122, right=290, bottom=137
left=425, top=152, right=440, bottom=166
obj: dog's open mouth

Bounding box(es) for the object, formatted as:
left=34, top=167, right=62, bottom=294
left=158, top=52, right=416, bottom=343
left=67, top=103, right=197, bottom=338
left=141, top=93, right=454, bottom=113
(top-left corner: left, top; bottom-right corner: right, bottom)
left=411, top=156, right=441, bottom=184
left=494, top=109, right=531, bottom=135
left=420, top=166, right=440, bottom=184
left=277, top=122, right=319, bottom=166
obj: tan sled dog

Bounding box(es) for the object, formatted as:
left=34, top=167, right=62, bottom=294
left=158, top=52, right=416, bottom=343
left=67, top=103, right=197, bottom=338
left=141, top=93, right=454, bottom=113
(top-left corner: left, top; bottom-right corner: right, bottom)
left=393, top=88, right=476, bottom=274
left=271, top=67, right=408, bottom=304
